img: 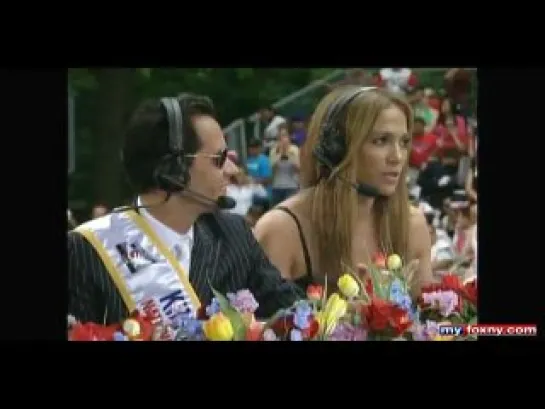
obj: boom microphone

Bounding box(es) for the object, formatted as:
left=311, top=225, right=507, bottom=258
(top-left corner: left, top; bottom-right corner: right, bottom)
left=160, top=174, right=237, bottom=210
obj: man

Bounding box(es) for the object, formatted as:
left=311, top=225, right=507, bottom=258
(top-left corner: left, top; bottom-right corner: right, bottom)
left=258, top=106, right=286, bottom=153
left=68, top=93, right=303, bottom=325
left=425, top=211, right=455, bottom=277
left=409, top=117, right=438, bottom=172
left=269, top=123, right=300, bottom=206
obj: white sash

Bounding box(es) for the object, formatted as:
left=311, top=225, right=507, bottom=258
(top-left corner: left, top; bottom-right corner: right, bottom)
left=75, top=210, right=201, bottom=323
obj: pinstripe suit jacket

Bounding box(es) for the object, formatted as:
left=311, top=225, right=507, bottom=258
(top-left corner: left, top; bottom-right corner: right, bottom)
left=68, top=211, right=304, bottom=325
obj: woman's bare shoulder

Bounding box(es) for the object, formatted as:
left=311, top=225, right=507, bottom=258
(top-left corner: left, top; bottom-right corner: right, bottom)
left=254, top=204, right=301, bottom=244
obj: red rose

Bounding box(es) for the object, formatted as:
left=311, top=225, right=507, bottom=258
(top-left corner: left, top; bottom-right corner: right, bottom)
left=361, top=298, right=390, bottom=332
left=441, top=274, right=463, bottom=291
left=69, top=322, right=116, bottom=341
left=388, top=306, right=413, bottom=337
left=270, top=314, right=295, bottom=337
left=301, top=318, right=320, bottom=339
left=459, top=280, right=477, bottom=305
left=306, top=285, right=323, bottom=300
left=362, top=298, right=412, bottom=337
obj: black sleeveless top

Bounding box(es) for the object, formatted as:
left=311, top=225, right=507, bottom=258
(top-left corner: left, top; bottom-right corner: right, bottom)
left=276, top=206, right=315, bottom=291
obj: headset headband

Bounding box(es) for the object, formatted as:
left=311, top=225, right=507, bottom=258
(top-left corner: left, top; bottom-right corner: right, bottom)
left=323, top=86, right=378, bottom=126
left=160, top=97, right=184, bottom=153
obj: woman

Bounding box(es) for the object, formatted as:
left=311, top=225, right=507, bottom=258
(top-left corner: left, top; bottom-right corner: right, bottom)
left=269, top=123, right=300, bottom=206
left=433, top=99, right=469, bottom=155
left=254, top=86, right=434, bottom=297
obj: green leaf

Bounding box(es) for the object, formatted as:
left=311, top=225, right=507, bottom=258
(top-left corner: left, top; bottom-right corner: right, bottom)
left=210, top=286, right=247, bottom=341
left=367, top=266, right=386, bottom=299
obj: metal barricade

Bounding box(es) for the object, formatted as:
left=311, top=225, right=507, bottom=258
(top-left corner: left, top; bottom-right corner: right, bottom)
left=223, top=118, right=247, bottom=165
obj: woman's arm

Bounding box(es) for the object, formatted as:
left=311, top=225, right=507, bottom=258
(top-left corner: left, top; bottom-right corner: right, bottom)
left=288, top=146, right=301, bottom=172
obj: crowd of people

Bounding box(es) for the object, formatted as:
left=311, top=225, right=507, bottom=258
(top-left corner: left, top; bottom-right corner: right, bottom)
left=225, top=68, right=478, bottom=281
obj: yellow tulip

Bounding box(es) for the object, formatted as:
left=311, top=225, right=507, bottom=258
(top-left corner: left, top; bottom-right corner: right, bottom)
left=387, top=254, right=402, bottom=270
left=203, top=312, right=234, bottom=341
left=321, top=293, right=348, bottom=336
left=337, top=274, right=360, bottom=298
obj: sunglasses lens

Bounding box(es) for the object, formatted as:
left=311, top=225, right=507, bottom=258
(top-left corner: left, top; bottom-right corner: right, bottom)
left=216, top=149, right=228, bottom=168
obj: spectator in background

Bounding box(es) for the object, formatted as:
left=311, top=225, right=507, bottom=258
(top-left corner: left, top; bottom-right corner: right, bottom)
left=465, top=156, right=478, bottom=203
left=245, top=138, right=272, bottom=195
left=444, top=68, right=473, bottom=121
left=91, top=204, right=109, bottom=219
left=425, top=211, right=455, bottom=277
left=408, top=86, right=439, bottom=132
left=440, top=198, right=457, bottom=239
left=450, top=191, right=474, bottom=260
left=433, top=99, right=469, bottom=156
left=290, top=115, right=307, bottom=147
left=259, top=106, right=287, bottom=153
left=425, top=88, right=442, bottom=112
left=373, top=68, right=418, bottom=95
left=270, top=123, right=300, bottom=206
left=226, top=167, right=269, bottom=217
left=408, top=117, right=438, bottom=185
left=417, top=148, right=460, bottom=210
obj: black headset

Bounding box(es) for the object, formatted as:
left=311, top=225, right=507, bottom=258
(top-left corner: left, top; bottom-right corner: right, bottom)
left=313, top=86, right=381, bottom=197
left=152, top=97, right=191, bottom=193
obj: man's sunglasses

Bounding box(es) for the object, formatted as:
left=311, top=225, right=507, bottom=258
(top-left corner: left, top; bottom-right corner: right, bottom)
left=185, top=148, right=228, bottom=168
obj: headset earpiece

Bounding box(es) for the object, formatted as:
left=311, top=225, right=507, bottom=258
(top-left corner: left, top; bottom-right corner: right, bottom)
left=153, top=152, right=189, bottom=193
left=153, top=97, right=190, bottom=193
left=314, top=86, right=377, bottom=178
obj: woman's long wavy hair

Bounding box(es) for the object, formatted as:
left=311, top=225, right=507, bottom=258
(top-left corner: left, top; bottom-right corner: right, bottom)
left=300, top=86, right=413, bottom=279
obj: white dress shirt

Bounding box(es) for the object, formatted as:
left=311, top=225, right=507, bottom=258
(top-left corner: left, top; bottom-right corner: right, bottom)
left=137, top=197, right=194, bottom=277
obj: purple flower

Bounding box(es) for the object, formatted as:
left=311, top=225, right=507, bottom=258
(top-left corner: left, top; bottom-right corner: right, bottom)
left=205, top=298, right=221, bottom=317
left=411, top=323, right=429, bottom=341
left=328, top=322, right=367, bottom=341
left=422, top=290, right=459, bottom=317
left=290, top=329, right=303, bottom=341
left=227, top=289, right=259, bottom=314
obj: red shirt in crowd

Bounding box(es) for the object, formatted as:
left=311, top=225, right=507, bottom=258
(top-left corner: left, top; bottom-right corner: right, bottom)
left=433, top=115, right=469, bottom=154
left=410, top=132, right=438, bottom=168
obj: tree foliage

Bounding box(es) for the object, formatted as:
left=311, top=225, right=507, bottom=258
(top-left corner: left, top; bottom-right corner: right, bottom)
left=67, top=68, right=336, bottom=216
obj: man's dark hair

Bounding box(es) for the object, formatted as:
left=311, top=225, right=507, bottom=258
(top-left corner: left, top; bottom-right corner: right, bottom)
left=247, top=138, right=262, bottom=148
left=122, top=93, right=216, bottom=194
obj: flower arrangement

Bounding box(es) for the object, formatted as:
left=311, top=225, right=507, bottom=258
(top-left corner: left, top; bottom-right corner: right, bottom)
left=68, top=254, right=477, bottom=342
left=67, top=288, right=264, bottom=341
left=413, top=274, right=478, bottom=341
